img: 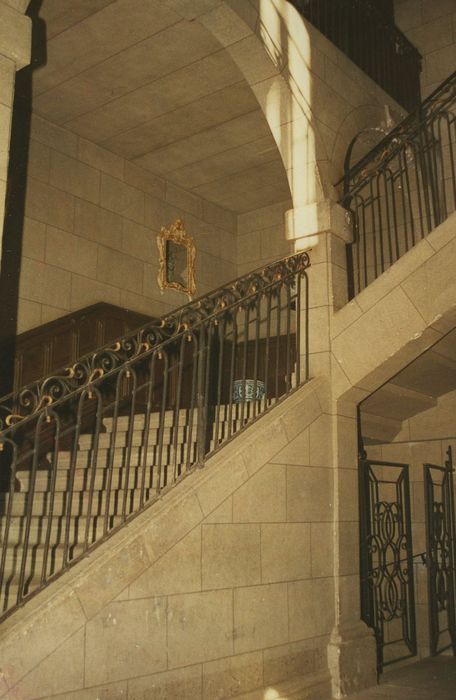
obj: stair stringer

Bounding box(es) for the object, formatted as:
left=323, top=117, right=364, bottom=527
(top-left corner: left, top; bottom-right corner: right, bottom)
left=0, top=378, right=334, bottom=700
left=331, top=212, right=456, bottom=403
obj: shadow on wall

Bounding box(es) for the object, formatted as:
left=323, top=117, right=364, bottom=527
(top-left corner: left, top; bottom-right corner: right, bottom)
left=0, top=0, right=46, bottom=396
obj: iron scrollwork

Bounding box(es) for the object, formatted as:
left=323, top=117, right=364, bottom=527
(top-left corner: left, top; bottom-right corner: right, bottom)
left=0, top=249, right=310, bottom=621
left=424, top=448, right=456, bottom=655
left=0, top=251, right=310, bottom=431
left=359, top=458, right=417, bottom=672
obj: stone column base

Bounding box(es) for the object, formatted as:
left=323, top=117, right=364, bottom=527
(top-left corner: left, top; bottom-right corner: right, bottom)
left=328, top=621, right=377, bottom=698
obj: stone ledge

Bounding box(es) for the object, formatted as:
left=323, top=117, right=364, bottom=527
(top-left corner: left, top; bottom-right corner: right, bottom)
left=333, top=212, right=456, bottom=340
left=332, top=213, right=456, bottom=397
left=286, top=200, right=352, bottom=244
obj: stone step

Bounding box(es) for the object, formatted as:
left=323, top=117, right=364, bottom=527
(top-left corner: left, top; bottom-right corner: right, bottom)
left=215, top=399, right=270, bottom=420
left=0, top=488, right=156, bottom=518
left=362, top=412, right=404, bottom=444
left=77, top=424, right=198, bottom=450
left=50, top=440, right=198, bottom=469
left=2, top=543, right=86, bottom=572
left=1, top=514, right=124, bottom=546
left=100, top=401, right=269, bottom=432
left=15, top=461, right=190, bottom=493
left=102, top=409, right=197, bottom=431
left=362, top=383, right=437, bottom=424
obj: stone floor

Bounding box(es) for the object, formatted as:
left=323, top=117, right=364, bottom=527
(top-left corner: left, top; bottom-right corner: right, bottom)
left=349, top=656, right=456, bottom=699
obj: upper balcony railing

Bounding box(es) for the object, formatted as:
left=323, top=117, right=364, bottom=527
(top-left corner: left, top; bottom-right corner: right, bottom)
left=289, top=0, right=422, bottom=112
left=341, top=71, right=456, bottom=299
left=0, top=252, right=309, bottom=621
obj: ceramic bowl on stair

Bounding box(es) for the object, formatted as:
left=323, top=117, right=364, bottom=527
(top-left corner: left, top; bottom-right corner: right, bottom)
left=232, top=379, right=266, bottom=403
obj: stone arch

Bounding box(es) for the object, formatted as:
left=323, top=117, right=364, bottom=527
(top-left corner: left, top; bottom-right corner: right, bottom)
left=192, top=0, right=407, bottom=213
left=330, top=102, right=405, bottom=186
left=191, top=0, right=332, bottom=208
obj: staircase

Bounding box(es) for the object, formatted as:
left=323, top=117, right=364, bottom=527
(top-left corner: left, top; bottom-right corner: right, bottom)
left=1, top=400, right=277, bottom=611
left=361, top=318, right=456, bottom=443
left=0, top=253, right=309, bottom=620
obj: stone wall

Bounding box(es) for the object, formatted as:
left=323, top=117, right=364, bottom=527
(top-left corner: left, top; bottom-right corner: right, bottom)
left=17, top=113, right=237, bottom=333
left=0, top=379, right=338, bottom=700
left=394, top=0, right=456, bottom=97
left=237, top=199, right=293, bottom=278
left=14, top=0, right=414, bottom=335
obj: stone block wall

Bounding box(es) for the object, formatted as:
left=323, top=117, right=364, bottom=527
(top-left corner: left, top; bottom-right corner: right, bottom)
left=17, top=113, right=237, bottom=333
left=0, top=379, right=338, bottom=700
left=13, top=0, right=416, bottom=337
left=237, top=199, right=293, bottom=278
left=394, top=0, right=456, bottom=97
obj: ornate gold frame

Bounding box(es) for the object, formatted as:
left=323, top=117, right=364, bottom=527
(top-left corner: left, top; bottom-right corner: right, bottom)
left=157, top=219, right=196, bottom=300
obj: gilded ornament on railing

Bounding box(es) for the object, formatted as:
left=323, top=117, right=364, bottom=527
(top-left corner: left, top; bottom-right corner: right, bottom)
left=157, top=219, right=196, bottom=300
left=0, top=251, right=310, bottom=429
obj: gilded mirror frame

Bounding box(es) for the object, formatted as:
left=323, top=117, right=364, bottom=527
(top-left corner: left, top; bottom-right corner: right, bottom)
left=157, top=219, right=196, bottom=300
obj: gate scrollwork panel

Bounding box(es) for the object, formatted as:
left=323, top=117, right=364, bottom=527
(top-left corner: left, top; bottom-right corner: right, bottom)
left=360, top=459, right=417, bottom=673
left=424, top=446, right=456, bottom=656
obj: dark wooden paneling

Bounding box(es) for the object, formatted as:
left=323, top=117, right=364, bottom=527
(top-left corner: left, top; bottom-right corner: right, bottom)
left=13, top=303, right=154, bottom=390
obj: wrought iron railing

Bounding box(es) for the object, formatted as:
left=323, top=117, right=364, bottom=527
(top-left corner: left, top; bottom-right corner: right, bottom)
left=0, top=252, right=310, bottom=620
left=342, top=71, right=456, bottom=298
left=289, top=0, right=422, bottom=112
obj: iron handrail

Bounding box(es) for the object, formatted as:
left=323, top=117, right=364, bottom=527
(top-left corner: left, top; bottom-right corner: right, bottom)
left=0, top=251, right=310, bottom=621
left=341, top=70, right=456, bottom=298
left=0, top=252, right=309, bottom=429
left=342, top=71, right=456, bottom=192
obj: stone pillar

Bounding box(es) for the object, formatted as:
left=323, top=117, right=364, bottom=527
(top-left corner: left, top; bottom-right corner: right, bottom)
left=0, top=0, right=31, bottom=260
left=286, top=199, right=378, bottom=697
left=286, top=199, right=351, bottom=382
left=327, top=400, right=378, bottom=699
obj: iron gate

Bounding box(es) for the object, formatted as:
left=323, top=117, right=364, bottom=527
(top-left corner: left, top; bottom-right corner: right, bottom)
left=359, top=458, right=417, bottom=673
left=424, top=446, right=456, bottom=656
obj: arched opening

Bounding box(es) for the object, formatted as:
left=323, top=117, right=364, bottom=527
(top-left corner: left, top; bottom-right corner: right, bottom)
left=11, top=1, right=296, bottom=323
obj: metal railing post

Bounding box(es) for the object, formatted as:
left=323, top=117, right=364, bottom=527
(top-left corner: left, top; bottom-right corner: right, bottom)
left=195, top=323, right=207, bottom=468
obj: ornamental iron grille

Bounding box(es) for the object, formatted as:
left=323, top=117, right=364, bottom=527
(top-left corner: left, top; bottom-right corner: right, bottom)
left=424, top=447, right=456, bottom=656
left=359, top=458, right=417, bottom=673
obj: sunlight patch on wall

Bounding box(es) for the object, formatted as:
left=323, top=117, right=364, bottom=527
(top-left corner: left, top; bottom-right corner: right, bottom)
left=259, top=0, right=319, bottom=208
left=264, top=687, right=287, bottom=700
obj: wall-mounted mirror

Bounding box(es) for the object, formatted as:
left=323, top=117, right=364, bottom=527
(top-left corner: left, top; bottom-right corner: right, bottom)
left=157, top=219, right=196, bottom=300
